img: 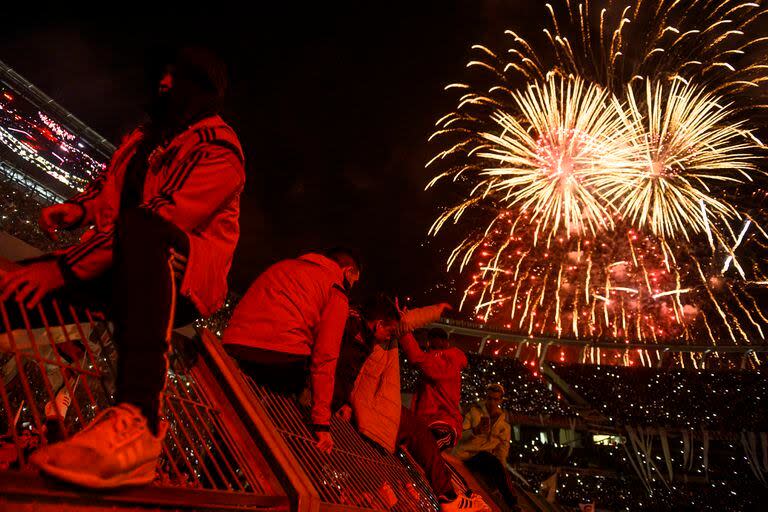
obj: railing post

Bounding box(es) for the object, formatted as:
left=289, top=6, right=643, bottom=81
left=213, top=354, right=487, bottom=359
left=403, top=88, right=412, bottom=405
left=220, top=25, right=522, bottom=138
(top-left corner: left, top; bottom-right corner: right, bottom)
left=538, top=342, right=551, bottom=368
left=515, top=340, right=525, bottom=360
left=196, top=328, right=321, bottom=512
left=478, top=335, right=489, bottom=355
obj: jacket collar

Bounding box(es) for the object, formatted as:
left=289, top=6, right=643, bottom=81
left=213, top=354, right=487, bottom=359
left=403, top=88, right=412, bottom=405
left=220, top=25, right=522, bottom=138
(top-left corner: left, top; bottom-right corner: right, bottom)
left=298, top=253, right=345, bottom=287
left=479, top=402, right=509, bottom=428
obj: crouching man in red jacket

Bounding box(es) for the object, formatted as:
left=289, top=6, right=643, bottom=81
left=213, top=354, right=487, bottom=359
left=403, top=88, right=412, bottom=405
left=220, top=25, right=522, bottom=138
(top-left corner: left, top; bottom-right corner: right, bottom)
left=0, top=48, right=245, bottom=488
left=222, top=249, right=360, bottom=453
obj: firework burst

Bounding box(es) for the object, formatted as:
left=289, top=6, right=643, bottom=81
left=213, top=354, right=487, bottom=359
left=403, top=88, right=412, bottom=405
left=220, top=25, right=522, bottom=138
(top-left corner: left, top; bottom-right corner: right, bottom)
left=493, top=0, right=768, bottom=102
left=429, top=77, right=639, bottom=244
left=606, top=79, right=763, bottom=241
left=427, top=0, right=768, bottom=347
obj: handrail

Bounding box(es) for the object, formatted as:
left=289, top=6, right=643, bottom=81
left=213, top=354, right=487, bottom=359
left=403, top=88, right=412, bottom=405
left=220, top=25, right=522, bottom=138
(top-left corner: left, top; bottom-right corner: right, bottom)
left=196, top=328, right=321, bottom=512
left=194, top=327, right=508, bottom=512
left=0, top=258, right=288, bottom=510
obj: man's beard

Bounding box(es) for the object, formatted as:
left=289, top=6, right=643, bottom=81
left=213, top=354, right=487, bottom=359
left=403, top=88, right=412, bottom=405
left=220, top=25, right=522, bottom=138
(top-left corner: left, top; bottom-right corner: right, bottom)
left=147, top=91, right=174, bottom=127
left=147, top=87, right=217, bottom=133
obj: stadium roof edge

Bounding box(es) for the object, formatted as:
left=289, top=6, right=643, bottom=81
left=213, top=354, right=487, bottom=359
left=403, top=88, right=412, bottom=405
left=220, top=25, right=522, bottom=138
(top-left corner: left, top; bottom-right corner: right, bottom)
left=0, top=58, right=115, bottom=159
left=433, top=318, right=768, bottom=354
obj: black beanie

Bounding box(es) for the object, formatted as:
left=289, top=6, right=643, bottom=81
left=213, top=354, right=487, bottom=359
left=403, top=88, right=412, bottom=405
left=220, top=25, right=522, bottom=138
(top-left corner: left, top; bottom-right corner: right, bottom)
left=173, top=47, right=228, bottom=100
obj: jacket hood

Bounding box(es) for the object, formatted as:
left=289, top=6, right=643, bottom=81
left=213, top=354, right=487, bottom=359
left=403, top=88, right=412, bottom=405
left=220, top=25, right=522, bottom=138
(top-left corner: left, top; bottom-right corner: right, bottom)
left=298, top=253, right=344, bottom=281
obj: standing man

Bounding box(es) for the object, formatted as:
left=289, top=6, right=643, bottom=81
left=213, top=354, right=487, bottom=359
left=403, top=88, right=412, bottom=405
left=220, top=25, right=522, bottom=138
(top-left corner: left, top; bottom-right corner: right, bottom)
left=400, top=326, right=468, bottom=451
left=222, top=249, right=360, bottom=453
left=455, top=384, right=519, bottom=510
left=0, top=48, right=245, bottom=488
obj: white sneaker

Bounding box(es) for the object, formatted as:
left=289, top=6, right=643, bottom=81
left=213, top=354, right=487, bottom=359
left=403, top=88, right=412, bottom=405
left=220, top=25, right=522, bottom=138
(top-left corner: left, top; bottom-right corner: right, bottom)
left=31, top=403, right=166, bottom=488
left=440, top=493, right=492, bottom=511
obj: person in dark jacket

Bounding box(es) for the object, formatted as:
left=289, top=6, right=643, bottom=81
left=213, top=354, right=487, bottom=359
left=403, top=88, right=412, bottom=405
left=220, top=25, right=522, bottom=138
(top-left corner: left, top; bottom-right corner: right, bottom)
left=0, top=48, right=245, bottom=489
left=223, top=248, right=361, bottom=453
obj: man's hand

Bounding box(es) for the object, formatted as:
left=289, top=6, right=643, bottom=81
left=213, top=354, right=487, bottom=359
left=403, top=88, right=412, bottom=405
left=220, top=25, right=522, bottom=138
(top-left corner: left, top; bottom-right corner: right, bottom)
left=394, top=297, right=408, bottom=317
left=335, top=404, right=352, bottom=422
left=39, top=203, right=84, bottom=241
left=314, top=430, right=333, bottom=454
left=473, top=416, right=491, bottom=436
left=0, top=261, right=65, bottom=309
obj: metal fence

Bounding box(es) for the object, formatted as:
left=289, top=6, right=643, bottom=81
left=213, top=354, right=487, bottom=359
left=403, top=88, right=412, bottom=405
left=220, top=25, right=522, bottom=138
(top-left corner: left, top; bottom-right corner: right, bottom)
left=0, top=257, right=497, bottom=511
left=244, top=375, right=453, bottom=512
left=0, top=274, right=286, bottom=509
left=195, top=327, right=509, bottom=512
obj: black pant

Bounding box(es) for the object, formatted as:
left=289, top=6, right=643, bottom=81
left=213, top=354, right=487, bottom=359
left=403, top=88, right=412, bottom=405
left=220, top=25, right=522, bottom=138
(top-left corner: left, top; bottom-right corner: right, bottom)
left=2, top=208, right=197, bottom=433
left=397, top=406, right=455, bottom=498
left=112, top=208, right=197, bottom=431
left=234, top=348, right=310, bottom=396
left=464, top=451, right=518, bottom=507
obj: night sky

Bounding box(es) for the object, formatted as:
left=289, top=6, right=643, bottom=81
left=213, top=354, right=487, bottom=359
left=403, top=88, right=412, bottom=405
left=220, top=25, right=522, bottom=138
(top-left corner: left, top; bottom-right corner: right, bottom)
left=0, top=2, right=539, bottom=304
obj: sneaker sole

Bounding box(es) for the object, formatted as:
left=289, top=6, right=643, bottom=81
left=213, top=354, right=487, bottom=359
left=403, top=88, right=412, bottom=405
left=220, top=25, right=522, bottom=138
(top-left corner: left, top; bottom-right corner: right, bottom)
left=36, top=458, right=157, bottom=489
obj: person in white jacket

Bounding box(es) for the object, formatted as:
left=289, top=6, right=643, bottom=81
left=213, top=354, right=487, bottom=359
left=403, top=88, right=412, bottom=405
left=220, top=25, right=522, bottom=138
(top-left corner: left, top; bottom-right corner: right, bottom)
left=455, top=383, right=519, bottom=510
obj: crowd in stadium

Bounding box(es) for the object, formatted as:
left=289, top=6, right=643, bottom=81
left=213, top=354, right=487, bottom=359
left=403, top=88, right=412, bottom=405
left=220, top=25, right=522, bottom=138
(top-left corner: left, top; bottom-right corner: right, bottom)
left=545, top=471, right=767, bottom=512
left=0, top=178, right=75, bottom=252
left=553, top=362, right=768, bottom=431
left=403, top=353, right=575, bottom=420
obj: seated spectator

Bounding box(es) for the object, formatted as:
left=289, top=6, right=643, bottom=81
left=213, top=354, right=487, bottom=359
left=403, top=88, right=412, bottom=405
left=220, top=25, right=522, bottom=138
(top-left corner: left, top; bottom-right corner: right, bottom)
left=222, top=248, right=360, bottom=453
left=332, top=296, right=489, bottom=512
left=401, top=325, right=467, bottom=451
left=455, top=383, right=519, bottom=511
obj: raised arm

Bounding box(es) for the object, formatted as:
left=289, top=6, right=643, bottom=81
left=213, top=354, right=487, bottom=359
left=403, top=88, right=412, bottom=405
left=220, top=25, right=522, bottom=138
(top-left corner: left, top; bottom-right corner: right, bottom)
left=399, top=332, right=467, bottom=380
left=308, top=285, right=349, bottom=430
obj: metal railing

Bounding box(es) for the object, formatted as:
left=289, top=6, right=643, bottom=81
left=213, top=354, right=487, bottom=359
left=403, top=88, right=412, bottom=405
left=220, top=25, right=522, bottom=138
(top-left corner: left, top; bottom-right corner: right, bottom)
left=246, top=378, right=440, bottom=511
left=0, top=260, right=287, bottom=510
left=0, top=257, right=513, bottom=510
left=195, top=328, right=503, bottom=512
left=437, top=318, right=768, bottom=353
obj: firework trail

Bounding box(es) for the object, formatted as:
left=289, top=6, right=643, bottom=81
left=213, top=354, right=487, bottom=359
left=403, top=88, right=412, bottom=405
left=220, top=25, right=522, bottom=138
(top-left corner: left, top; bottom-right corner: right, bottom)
left=427, top=0, right=768, bottom=347
left=492, top=0, right=768, bottom=101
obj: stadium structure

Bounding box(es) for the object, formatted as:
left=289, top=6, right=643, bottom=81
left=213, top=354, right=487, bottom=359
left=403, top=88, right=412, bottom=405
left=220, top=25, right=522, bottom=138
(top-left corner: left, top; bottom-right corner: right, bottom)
left=1, top=60, right=768, bottom=512
left=0, top=58, right=113, bottom=203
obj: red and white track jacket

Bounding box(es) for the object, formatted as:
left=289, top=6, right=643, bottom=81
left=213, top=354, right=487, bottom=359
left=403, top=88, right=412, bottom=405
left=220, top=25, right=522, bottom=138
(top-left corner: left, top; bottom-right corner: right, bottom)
left=59, top=115, right=245, bottom=317
left=400, top=334, right=467, bottom=438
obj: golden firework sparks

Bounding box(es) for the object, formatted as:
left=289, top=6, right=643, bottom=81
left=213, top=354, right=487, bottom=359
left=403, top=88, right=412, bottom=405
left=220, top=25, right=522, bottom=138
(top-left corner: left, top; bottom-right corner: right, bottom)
left=429, top=76, right=639, bottom=245
left=604, top=79, right=762, bottom=241
left=426, top=0, right=768, bottom=348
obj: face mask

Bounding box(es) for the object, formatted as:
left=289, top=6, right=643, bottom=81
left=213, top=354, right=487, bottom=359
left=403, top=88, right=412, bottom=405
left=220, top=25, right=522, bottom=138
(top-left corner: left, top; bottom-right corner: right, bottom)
left=148, top=89, right=173, bottom=125
left=343, top=268, right=359, bottom=291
